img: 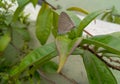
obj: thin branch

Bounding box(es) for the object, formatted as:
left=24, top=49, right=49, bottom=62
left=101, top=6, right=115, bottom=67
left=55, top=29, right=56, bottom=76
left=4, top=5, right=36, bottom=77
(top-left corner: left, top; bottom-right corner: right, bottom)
left=108, top=57, right=120, bottom=64
left=83, top=45, right=120, bottom=71
left=59, top=72, right=78, bottom=84
left=37, top=69, right=56, bottom=84
left=84, top=30, right=93, bottom=37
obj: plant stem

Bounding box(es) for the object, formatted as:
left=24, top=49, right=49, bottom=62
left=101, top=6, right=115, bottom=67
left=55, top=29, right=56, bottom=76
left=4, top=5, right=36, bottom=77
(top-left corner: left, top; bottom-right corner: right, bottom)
left=108, top=57, right=120, bottom=64
left=84, top=30, right=93, bottom=36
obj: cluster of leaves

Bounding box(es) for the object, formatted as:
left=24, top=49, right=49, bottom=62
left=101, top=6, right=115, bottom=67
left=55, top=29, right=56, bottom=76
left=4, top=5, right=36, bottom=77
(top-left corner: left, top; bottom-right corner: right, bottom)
left=0, top=0, right=120, bottom=84
left=101, top=6, right=120, bottom=24
left=0, top=0, right=31, bottom=83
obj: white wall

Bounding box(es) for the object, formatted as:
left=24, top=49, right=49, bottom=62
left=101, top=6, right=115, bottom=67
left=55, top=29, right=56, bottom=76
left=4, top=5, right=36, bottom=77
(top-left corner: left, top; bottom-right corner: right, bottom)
left=49, top=0, right=120, bottom=12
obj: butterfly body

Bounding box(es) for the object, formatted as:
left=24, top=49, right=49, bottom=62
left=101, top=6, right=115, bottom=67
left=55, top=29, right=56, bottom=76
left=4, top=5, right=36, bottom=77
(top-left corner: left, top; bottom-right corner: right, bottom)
left=58, top=12, right=75, bottom=34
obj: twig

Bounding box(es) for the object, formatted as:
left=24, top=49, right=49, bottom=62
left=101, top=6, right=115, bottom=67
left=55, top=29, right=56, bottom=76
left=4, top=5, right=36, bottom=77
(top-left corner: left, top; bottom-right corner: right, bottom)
left=84, top=30, right=93, bottom=37
left=37, top=69, right=56, bottom=84
left=108, top=57, right=120, bottom=64
left=59, top=72, right=78, bottom=84
left=83, top=45, right=120, bottom=71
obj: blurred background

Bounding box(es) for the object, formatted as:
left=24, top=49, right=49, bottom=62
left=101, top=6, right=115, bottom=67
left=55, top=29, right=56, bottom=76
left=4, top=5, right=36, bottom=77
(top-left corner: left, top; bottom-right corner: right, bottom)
left=46, top=0, right=120, bottom=12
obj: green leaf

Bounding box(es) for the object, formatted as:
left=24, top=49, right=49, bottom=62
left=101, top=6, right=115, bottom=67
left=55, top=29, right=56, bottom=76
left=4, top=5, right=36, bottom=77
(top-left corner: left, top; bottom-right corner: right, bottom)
left=71, top=48, right=84, bottom=55
left=56, top=36, right=83, bottom=73
left=83, top=39, right=120, bottom=56
left=13, top=0, right=30, bottom=21
left=36, top=3, right=53, bottom=45
left=106, top=14, right=113, bottom=22
left=83, top=50, right=117, bottom=84
left=52, top=11, right=59, bottom=38
left=67, top=7, right=89, bottom=15
left=41, top=61, right=58, bottom=73
left=82, top=33, right=120, bottom=56
left=30, top=0, right=38, bottom=7
left=17, top=0, right=29, bottom=6
left=9, top=42, right=57, bottom=77
left=77, top=10, right=106, bottom=37
left=101, top=12, right=110, bottom=20
left=0, top=33, right=11, bottom=52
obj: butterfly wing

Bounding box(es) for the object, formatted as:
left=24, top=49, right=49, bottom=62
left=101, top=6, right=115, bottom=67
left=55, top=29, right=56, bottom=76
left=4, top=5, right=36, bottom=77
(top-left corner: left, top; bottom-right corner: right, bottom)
left=58, top=12, right=75, bottom=34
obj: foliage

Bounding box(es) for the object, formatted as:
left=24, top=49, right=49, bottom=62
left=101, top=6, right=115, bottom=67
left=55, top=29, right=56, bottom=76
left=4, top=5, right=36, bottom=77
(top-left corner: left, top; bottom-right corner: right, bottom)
left=101, top=6, right=120, bottom=24
left=0, top=0, right=120, bottom=84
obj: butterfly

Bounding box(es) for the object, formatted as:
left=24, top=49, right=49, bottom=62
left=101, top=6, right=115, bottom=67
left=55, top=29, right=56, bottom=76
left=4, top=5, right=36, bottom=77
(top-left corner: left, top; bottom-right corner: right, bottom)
left=58, top=12, right=75, bottom=34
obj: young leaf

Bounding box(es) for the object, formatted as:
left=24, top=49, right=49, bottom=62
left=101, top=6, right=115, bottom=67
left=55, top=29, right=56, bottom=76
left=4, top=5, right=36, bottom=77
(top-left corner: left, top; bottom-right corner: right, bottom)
left=83, top=50, right=117, bottom=84
left=77, top=10, right=107, bottom=37
left=0, top=33, right=11, bottom=52
left=56, top=36, right=83, bottom=73
left=9, top=42, right=57, bottom=77
left=36, top=3, right=53, bottom=45
left=67, top=7, right=89, bottom=15
left=101, top=12, right=110, bottom=20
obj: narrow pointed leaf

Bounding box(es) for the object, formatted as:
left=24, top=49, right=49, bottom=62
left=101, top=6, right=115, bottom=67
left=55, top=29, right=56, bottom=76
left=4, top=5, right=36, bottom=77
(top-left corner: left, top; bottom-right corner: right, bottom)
left=30, top=0, right=38, bottom=7
left=83, top=38, right=120, bottom=56
left=13, top=0, right=30, bottom=21
left=36, top=3, right=53, bottom=45
left=17, top=0, right=29, bottom=6
left=56, top=36, right=83, bottom=73
left=52, top=11, right=59, bottom=38
left=9, top=42, right=57, bottom=77
left=83, top=50, right=117, bottom=84
left=101, top=12, right=110, bottom=20
left=67, top=7, right=89, bottom=15
left=83, top=32, right=120, bottom=56
left=77, top=10, right=107, bottom=36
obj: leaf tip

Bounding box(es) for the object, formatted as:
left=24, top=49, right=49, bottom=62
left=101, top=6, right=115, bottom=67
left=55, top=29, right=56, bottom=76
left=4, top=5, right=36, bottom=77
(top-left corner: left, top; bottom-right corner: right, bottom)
left=57, top=55, right=67, bottom=73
